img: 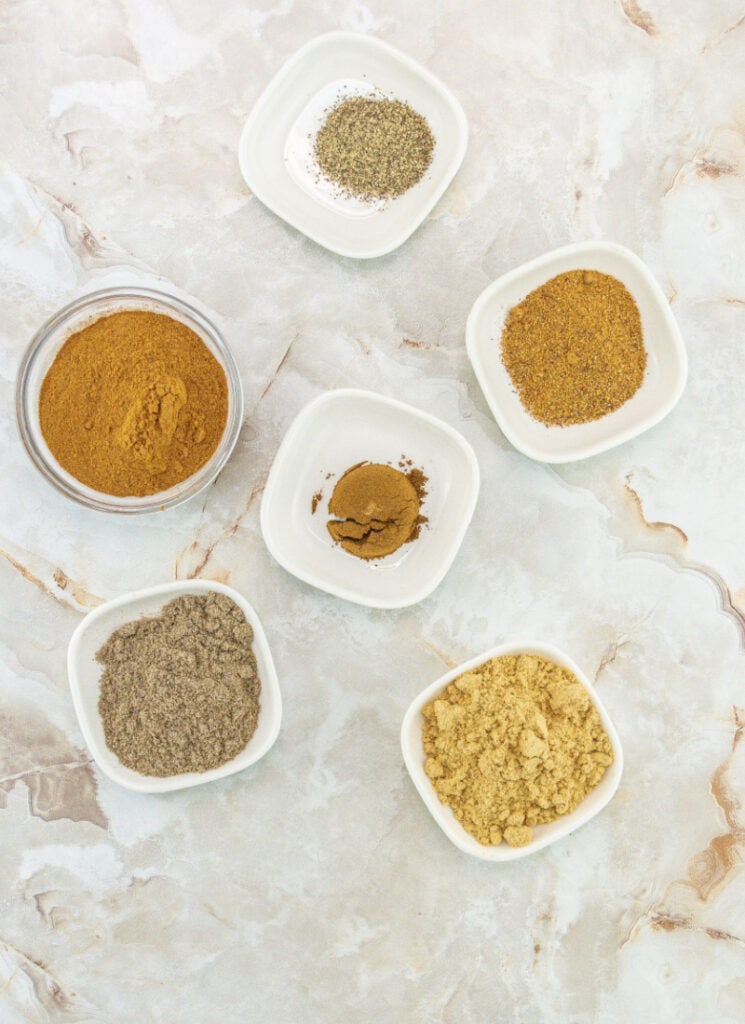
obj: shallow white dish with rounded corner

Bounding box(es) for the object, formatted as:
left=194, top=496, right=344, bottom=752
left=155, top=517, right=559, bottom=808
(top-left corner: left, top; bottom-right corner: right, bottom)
left=401, top=640, right=623, bottom=861
left=67, top=580, right=282, bottom=793
left=239, top=31, right=468, bottom=259
left=260, top=388, right=480, bottom=609
left=466, top=241, right=687, bottom=463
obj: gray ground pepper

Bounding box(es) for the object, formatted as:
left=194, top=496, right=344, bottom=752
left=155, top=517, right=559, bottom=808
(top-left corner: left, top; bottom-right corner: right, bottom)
left=313, top=95, right=435, bottom=201
left=96, top=593, right=261, bottom=777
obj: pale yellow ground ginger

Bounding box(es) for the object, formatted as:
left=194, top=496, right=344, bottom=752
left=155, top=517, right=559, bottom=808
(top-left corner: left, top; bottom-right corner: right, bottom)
left=422, top=654, right=614, bottom=847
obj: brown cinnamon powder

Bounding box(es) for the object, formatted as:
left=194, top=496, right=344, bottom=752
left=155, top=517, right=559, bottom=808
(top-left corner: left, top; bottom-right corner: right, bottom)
left=325, top=461, right=428, bottom=560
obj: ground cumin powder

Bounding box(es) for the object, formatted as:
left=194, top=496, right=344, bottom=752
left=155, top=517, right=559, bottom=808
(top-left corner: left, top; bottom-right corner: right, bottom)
left=500, top=269, right=646, bottom=426
left=39, top=310, right=228, bottom=497
left=422, top=654, right=614, bottom=847
left=97, top=593, right=260, bottom=777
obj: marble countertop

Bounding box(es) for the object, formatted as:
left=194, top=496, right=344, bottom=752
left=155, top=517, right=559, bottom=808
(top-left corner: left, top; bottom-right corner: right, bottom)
left=2, top=2, right=745, bottom=1021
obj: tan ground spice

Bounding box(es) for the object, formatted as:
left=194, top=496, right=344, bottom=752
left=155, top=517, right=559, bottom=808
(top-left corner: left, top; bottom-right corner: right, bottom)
left=97, top=593, right=260, bottom=777
left=422, top=653, right=614, bottom=847
left=500, top=269, right=646, bottom=426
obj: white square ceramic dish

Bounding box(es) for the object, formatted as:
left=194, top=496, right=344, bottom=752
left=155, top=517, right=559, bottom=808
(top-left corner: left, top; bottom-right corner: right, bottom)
left=466, top=241, right=687, bottom=463
left=239, top=31, right=468, bottom=258
left=401, top=640, right=623, bottom=861
left=260, top=389, right=480, bottom=609
left=67, top=580, right=282, bottom=793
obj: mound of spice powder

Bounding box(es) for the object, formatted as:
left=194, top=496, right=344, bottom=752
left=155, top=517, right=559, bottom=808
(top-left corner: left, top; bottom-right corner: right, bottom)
left=500, top=269, right=646, bottom=426
left=97, top=593, right=260, bottom=777
left=324, top=461, right=428, bottom=560
left=422, top=653, right=614, bottom=847
left=39, top=310, right=228, bottom=497
left=314, top=95, right=435, bottom=201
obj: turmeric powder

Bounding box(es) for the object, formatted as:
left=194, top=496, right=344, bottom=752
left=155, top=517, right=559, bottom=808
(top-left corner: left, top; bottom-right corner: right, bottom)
left=39, top=310, right=228, bottom=497
left=422, top=653, right=614, bottom=847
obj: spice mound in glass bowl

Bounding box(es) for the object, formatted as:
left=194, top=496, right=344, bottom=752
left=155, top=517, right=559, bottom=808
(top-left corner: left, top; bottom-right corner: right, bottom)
left=16, top=286, right=243, bottom=513
left=39, top=309, right=228, bottom=497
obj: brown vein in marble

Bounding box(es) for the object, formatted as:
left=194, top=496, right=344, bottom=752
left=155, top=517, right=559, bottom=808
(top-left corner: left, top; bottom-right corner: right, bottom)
left=51, top=569, right=103, bottom=608
left=258, top=332, right=298, bottom=402
left=401, top=337, right=438, bottom=351
left=0, top=546, right=102, bottom=611
left=681, top=706, right=745, bottom=901
left=701, top=12, right=745, bottom=53
left=0, top=547, right=74, bottom=609
left=28, top=177, right=148, bottom=271
left=404, top=629, right=457, bottom=669
left=619, top=0, right=657, bottom=36
left=663, top=141, right=744, bottom=199
left=696, top=158, right=739, bottom=179
left=0, top=707, right=107, bottom=829
left=622, top=708, right=745, bottom=949
left=649, top=913, right=745, bottom=946
left=690, top=297, right=745, bottom=311
left=623, top=480, right=745, bottom=645
left=623, top=482, right=688, bottom=545
left=15, top=216, right=43, bottom=246
left=175, top=476, right=266, bottom=580
left=594, top=639, right=630, bottom=681
left=0, top=940, right=75, bottom=1010
left=0, top=757, right=107, bottom=829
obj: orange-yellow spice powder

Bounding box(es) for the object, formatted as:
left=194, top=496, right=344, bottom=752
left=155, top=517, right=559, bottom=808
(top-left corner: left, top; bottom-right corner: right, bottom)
left=39, top=310, right=228, bottom=497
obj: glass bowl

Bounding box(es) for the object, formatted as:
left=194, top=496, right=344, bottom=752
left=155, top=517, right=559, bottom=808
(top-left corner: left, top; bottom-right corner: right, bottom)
left=16, top=286, right=244, bottom=513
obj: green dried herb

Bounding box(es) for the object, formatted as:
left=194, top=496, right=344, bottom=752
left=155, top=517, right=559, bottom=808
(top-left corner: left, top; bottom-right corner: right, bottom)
left=314, top=95, right=435, bottom=201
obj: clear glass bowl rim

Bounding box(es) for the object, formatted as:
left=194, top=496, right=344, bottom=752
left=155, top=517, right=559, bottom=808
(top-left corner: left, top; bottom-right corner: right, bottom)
left=15, top=285, right=244, bottom=514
